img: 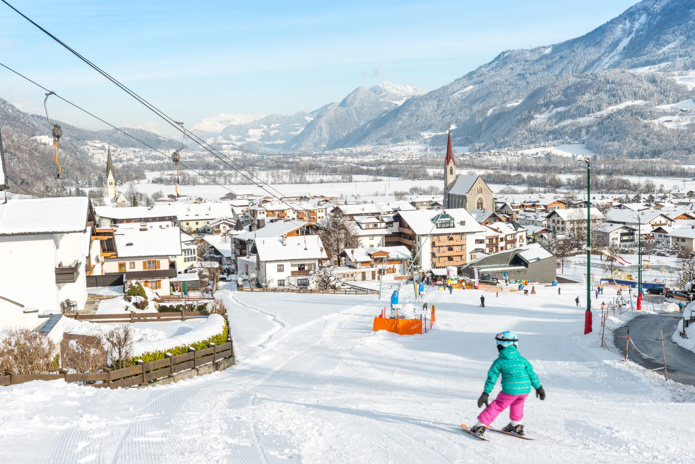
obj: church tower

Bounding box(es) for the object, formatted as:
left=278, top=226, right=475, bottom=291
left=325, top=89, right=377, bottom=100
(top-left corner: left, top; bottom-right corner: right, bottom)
left=106, top=146, right=116, bottom=201
left=444, top=131, right=456, bottom=208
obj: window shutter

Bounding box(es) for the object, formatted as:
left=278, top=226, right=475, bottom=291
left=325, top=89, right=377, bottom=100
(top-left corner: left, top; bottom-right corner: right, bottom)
left=156, top=260, right=160, bottom=270
left=143, top=260, right=147, bottom=269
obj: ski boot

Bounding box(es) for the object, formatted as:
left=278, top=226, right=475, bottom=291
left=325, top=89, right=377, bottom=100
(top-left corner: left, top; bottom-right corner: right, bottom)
left=469, top=425, right=487, bottom=437
left=502, top=422, right=525, bottom=436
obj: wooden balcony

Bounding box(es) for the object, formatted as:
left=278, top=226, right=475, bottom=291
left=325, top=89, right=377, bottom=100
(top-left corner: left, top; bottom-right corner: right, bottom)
left=291, top=269, right=311, bottom=276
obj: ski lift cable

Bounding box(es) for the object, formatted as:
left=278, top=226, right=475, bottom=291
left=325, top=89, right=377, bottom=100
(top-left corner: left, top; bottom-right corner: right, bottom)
left=43, top=91, right=63, bottom=178
left=0, top=61, right=240, bottom=197
left=1, top=1, right=310, bottom=214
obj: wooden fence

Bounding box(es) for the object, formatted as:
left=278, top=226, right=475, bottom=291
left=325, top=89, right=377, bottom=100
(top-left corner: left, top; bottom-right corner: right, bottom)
left=237, top=286, right=377, bottom=295
left=0, top=341, right=234, bottom=388
left=63, top=311, right=210, bottom=323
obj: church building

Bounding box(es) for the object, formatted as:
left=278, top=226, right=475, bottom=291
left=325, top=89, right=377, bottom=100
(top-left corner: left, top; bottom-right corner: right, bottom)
left=443, top=132, right=494, bottom=213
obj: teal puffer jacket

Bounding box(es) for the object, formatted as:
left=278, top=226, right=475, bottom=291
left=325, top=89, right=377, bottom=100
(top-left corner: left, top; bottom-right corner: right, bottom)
left=483, top=346, right=541, bottom=395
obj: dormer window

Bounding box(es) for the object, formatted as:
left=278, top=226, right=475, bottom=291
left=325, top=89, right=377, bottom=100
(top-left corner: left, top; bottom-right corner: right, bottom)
left=432, top=213, right=455, bottom=229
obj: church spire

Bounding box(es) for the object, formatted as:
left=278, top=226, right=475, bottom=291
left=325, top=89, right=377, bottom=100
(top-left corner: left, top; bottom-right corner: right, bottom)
left=106, top=145, right=114, bottom=177
left=444, top=130, right=455, bottom=166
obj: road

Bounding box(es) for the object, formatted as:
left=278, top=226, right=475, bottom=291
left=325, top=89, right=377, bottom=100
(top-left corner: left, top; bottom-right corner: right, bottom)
left=614, top=312, right=695, bottom=386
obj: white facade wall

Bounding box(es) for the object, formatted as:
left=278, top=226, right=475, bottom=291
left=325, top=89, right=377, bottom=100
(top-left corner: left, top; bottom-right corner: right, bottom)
left=259, top=259, right=318, bottom=288
left=0, top=232, right=88, bottom=313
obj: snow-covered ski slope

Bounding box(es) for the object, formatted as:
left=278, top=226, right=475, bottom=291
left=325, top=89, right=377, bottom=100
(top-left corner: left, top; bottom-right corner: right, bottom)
left=1, top=284, right=694, bottom=463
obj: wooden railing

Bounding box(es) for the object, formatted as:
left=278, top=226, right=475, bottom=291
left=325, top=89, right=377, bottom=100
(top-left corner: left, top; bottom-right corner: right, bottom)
left=0, top=341, right=234, bottom=388
left=63, top=311, right=210, bottom=323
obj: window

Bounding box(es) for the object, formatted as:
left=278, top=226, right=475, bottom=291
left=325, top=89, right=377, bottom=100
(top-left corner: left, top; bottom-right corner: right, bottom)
left=143, top=260, right=160, bottom=270
left=475, top=239, right=484, bottom=244
left=448, top=257, right=453, bottom=261
left=277, top=264, right=284, bottom=272
left=477, top=186, right=483, bottom=193
left=298, top=263, right=306, bottom=271
left=477, top=197, right=484, bottom=210
left=278, top=279, right=285, bottom=287
left=298, top=278, right=309, bottom=287
left=449, top=167, right=453, bottom=175
left=129, top=262, right=135, bottom=269
left=370, top=235, right=374, bottom=240
left=118, top=262, right=126, bottom=272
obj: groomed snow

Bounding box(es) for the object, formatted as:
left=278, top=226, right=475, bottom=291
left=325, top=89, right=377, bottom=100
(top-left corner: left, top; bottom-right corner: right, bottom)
left=0, top=284, right=693, bottom=463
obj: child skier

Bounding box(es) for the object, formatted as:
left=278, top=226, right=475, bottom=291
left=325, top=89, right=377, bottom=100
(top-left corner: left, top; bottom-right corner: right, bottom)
left=469, top=331, right=545, bottom=437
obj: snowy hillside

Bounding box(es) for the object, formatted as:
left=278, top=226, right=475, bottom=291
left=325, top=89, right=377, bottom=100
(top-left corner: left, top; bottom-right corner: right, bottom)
left=0, top=284, right=693, bottom=463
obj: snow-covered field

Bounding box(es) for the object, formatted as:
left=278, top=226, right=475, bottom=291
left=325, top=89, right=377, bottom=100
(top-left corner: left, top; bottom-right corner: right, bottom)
left=1, top=283, right=694, bottom=463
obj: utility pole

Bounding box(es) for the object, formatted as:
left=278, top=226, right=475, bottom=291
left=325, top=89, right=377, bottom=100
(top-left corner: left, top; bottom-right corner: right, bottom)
left=586, top=157, right=591, bottom=314
left=638, top=216, right=642, bottom=298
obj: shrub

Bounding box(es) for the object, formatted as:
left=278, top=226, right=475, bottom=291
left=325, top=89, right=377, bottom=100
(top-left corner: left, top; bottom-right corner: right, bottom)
left=209, top=298, right=226, bottom=315
left=0, top=328, right=57, bottom=375
left=61, top=334, right=107, bottom=373
left=158, top=303, right=208, bottom=313
left=104, top=326, right=134, bottom=369
left=125, top=282, right=148, bottom=301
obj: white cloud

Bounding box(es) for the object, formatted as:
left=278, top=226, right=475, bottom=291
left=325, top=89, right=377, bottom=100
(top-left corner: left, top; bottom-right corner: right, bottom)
left=362, top=67, right=388, bottom=78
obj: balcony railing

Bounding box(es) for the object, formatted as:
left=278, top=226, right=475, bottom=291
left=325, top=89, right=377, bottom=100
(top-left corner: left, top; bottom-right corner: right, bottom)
left=291, top=269, right=311, bottom=276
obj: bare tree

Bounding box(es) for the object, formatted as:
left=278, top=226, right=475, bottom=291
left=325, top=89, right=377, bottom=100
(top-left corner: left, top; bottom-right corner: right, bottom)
left=317, top=213, right=359, bottom=264
left=61, top=335, right=107, bottom=374
left=678, top=250, right=695, bottom=286
left=103, top=326, right=134, bottom=369
left=312, top=266, right=342, bottom=290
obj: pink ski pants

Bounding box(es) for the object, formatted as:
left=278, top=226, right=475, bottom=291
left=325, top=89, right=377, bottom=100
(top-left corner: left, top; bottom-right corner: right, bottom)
left=477, top=392, right=529, bottom=426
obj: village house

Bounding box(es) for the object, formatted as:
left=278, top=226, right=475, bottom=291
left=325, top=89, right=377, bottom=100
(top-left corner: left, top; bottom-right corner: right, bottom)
left=95, top=205, right=177, bottom=228
left=668, top=226, right=695, bottom=252
left=337, top=246, right=411, bottom=281
left=604, top=209, right=673, bottom=229
left=352, top=215, right=390, bottom=248
left=0, top=197, right=93, bottom=326
left=209, top=217, right=236, bottom=235
left=240, top=235, right=328, bottom=288
left=231, top=220, right=308, bottom=266
left=89, top=225, right=181, bottom=294
left=593, top=223, right=637, bottom=249
left=546, top=208, right=604, bottom=235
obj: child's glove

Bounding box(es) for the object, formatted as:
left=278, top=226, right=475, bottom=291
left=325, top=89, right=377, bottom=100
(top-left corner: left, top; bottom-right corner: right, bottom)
left=536, top=386, right=546, bottom=400
left=477, top=392, right=489, bottom=408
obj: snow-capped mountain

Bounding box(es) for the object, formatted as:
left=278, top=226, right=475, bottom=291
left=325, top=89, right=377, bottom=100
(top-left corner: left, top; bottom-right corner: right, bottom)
left=195, top=81, right=425, bottom=152
left=338, top=0, right=695, bottom=156
left=192, top=113, right=265, bottom=135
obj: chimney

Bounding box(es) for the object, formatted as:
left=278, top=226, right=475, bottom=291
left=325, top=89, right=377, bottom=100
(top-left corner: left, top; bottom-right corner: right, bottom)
left=282, top=236, right=287, bottom=246
left=460, top=221, right=466, bottom=226
left=251, top=222, right=257, bottom=231
left=139, top=223, right=147, bottom=231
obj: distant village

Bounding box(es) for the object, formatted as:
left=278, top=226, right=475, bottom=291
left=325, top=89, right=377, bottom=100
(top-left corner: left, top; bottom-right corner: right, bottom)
left=3, top=133, right=695, bottom=341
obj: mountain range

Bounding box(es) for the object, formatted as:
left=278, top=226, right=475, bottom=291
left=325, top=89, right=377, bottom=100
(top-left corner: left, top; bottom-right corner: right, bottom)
left=202, top=0, right=695, bottom=157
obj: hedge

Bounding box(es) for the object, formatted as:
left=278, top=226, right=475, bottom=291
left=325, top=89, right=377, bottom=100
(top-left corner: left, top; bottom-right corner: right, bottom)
left=158, top=303, right=208, bottom=313
left=129, top=322, right=229, bottom=366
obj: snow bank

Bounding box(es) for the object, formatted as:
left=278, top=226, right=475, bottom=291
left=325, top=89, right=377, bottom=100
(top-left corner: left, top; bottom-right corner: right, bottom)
left=672, top=304, right=695, bottom=354
left=132, top=314, right=226, bottom=356
left=62, top=318, right=168, bottom=346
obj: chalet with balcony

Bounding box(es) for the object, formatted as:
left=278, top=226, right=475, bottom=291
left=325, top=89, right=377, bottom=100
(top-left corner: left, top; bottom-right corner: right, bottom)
left=393, top=209, right=486, bottom=272
left=88, top=225, right=181, bottom=294
left=337, top=246, right=410, bottom=281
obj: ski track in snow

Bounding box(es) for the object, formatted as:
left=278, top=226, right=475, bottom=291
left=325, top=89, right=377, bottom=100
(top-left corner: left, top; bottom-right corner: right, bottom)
left=1, top=286, right=695, bottom=463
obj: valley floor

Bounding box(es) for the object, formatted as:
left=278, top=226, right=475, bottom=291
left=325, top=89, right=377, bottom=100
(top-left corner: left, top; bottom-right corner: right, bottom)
left=0, top=284, right=694, bottom=463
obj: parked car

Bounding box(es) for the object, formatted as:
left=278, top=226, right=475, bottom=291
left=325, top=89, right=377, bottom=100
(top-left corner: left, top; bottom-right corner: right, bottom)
left=665, top=290, right=688, bottom=299
left=479, top=273, right=499, bottom=285
left=646, top=287, right=668, bottom=295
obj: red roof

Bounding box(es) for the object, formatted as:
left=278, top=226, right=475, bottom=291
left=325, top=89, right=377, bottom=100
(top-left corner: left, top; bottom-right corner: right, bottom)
left=445, top=131, right=455, bottom=166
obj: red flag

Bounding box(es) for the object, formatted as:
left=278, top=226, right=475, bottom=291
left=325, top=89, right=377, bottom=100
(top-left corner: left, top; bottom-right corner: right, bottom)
left=584, top=310, right=593, bottom=335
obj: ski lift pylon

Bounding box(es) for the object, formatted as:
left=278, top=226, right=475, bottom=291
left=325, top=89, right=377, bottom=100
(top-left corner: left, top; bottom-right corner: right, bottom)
left=43, top=92, right=63, bottom=178
left=172, top=121, right=185, bottom=197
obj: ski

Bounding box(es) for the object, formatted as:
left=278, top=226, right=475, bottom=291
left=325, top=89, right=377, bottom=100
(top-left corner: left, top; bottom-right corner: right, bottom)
left=488, top=428, right=534, bottom=440
left=460, top=424, right=488, bottom=441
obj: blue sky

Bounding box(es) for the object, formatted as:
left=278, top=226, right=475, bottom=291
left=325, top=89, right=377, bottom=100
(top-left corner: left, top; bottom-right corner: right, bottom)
left=0, top=0, right=639, bottom=136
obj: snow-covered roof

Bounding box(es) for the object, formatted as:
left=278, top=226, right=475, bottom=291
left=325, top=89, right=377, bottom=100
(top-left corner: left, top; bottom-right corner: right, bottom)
left=398, top=209, right=486, bottom=235
left=96, top=205, right=177, bottom=220
left=234, top=220, right=306, bottom=241
left=202, top=235, right=234, bottom=257
left=0, top=197, right=89, bottom=236
left=604, top=209, right=668, bottom=224
left=342, top=246, right=410, bottom=263
left=448, top=175, right=479, bottom=195
left=617, top=203, right=649, bottom=211
left=549, top=208, right=604, bottom=221
left=470, top=209, right=494, bottom=223
left=175, top=203, right=232, bottom=221
left=354, top=227, right=390, bottom=237
left=523, top=225, right=551, bottom=234
left=113, top=226, right=182, bottom=258
left=668, top=226, right=695, bottom=239
left=515, top=245, right=552, bottom=263
left=254, top=235, right=328, bottom=262
left=594, top=223, right=636, bottom=233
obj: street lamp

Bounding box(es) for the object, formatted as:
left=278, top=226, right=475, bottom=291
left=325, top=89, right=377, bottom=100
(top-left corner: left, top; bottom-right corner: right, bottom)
left=584, top=156, right=591, bottom=314
left=634, top=215, right=642, bottom=298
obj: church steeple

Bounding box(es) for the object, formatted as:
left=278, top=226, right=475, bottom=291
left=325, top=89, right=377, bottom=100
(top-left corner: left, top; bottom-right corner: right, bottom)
left=444, top=130, right=456, bottom=208
left=106, top=146, right=116, bottom=201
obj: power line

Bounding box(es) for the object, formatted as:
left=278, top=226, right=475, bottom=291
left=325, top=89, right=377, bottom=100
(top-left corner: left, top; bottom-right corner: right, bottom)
left=0, top=61, right=240, bottom=197
left=1, top=0, right=310, bottom=213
